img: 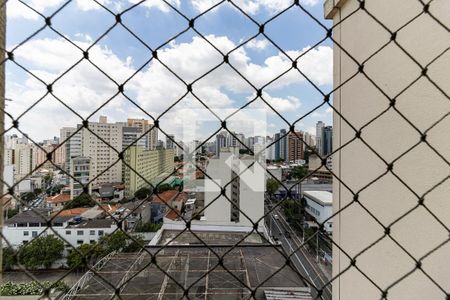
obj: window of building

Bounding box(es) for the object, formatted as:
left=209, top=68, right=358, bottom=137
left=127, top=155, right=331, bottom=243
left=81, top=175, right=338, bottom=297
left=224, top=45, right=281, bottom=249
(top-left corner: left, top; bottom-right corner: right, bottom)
left=90, top=240, right=95, bottom=244
left=77, top=240, right=83, bottom=245
left=90, top=230, right=95, bottom=235
left=23, top=231, right=29, bottom=236
left=32, top=231, right=38, bottom=237
left=77, top=230, right=84, bottom=236
left=98, top=230, right=104, bottom=236
left=66, top=230, right=71, bottom=235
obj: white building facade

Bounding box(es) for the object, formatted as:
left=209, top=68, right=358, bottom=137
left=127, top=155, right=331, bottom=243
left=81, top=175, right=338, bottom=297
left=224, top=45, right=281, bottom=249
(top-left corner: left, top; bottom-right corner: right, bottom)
left=303, top=191, right=333, bottom=233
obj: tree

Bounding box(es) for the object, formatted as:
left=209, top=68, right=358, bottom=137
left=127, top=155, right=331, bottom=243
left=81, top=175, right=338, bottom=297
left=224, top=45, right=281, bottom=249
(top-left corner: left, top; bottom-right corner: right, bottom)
left=66, top=243, right=101, bottom=270
left=2, top=247, right=16, bottom=271
left=34, top=188, right=42, bottom=195
left=98, top=231, right=145, bottom=255
left=6, top=208, right=19, bottom=219
left=20, top=192, right=36, bottom=203
left=123, top=235, right=145, bottom=252
left=292, top=165, right=307, bottom=179
left=19, top=235, right=64, bottom=269
left=47, top=184, right=64, bottom=196
left=134, top=187, right=152, bottom=200
left=266, top=178, right=280, bottom=197
left=135, top=222, right=161, bottom=232
left=239, top=148, right=252, bottom=155
left=64, top=193, right=94, bottom=209
left=156, top=183, right=171, bottom=193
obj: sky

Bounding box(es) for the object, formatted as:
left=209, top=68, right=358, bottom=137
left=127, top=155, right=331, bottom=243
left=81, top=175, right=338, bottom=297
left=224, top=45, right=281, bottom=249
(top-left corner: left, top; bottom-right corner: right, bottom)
left=5, top=0, right=334, bottom=144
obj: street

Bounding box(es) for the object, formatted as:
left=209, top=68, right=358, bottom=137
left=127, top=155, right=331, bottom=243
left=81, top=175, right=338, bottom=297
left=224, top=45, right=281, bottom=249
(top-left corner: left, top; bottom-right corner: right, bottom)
left=266, top=201, right=332, bottom=300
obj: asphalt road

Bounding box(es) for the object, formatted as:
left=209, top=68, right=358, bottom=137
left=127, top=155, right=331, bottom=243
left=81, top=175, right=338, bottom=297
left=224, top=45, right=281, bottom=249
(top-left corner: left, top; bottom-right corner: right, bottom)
left=267, top=208, right=332, bottom=300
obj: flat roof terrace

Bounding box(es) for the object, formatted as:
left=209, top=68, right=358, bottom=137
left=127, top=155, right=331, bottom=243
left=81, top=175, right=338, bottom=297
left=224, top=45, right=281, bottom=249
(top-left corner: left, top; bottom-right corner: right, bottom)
left=158, top=230, right=266, bottom=245
left=68, top=246, right=307, bottom=300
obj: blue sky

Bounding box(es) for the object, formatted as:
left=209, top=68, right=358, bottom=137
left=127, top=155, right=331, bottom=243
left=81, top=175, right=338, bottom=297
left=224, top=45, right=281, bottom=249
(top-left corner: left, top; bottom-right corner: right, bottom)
left=6, top=0, right=333, bottom=142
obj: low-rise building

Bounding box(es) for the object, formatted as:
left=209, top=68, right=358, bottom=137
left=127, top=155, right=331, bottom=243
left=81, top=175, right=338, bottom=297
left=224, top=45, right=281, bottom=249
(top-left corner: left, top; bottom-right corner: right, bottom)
left=303, top=191, right=333, bottom=233
left=307, top=154, right=332, bottom=183
left=2, top=208, right=117, bottom=248
left=65, top=219, right=117, bottom=247
left=117, top=200, right=151, bottom=230
left=46, top=193, right=71, bottom=211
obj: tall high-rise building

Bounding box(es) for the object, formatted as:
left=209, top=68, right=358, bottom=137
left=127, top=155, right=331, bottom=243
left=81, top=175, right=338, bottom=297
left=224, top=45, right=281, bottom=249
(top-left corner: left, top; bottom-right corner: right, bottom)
left=80, top=116, right=123, bottom=185
left=316, top=121, right=325, bottom=156
left=245, top=136, right=255, bottom=149
left=4, top=148, right=14, bottom=166
left=235, top=133, right=245, bottom=149
left=322, top=126, right=333, bottom=156
left=215, top=131, right=227, bottom=156
left=274, top=132, right=281, bottom=160
left=265, top=136, right=276, bottom=161
left=166, top=134, right=175, bottom=149
left=288, top=131, right=304, bottom=163
left=60, top=127, right=82, bottom=176
left=15, top=143, right=33, bottom=179
left=123, top=146, right=175, bottom=197
left=127, top=118, right=158, bottom=150
left=122, top=126, right=147, bottom=149
left=303, top=132, right=315, bottom=150
left=204, top=149, right=264, bottom=228
left=279, top=129, right=288, bottom=162
left=70, top=156, right=91, bottom=199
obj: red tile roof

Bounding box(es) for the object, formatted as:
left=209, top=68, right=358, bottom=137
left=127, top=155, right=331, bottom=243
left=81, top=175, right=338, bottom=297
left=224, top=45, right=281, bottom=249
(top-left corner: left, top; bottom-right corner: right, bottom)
left=51, top=207, right=89, bottom=217
left=165, top=209, right=179, bottom=221
left=47, top=194, right=71, bottom=203
left=152, top=190, right=178, bottom=204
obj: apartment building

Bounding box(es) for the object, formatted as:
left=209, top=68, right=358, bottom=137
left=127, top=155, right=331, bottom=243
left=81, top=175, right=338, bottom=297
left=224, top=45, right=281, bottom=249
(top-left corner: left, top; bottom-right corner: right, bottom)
left=123, top=146, right=175, bottom=197
left=288, top=131, right=304, bottom=163
left=203, top=148, right=265, bottom=229
left=70, top=156, right=92, bottom=199
left=81, top=116, right=123, bottom=186
left=126, top=118, right=158, bottom=150
left=60, top=126, right=82, bottom=176
left=316, top=121, right=325, bottom=156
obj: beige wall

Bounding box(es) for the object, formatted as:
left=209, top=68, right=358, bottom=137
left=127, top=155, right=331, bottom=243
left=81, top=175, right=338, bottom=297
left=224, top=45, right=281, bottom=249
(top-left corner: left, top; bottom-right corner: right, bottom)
left=327, top=0, right=449, bottom=299
left=124, top=146, right=174, bottom=196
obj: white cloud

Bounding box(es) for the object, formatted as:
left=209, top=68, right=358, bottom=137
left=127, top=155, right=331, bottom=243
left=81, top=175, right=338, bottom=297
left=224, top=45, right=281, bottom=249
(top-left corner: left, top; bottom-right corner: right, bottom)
left=191, top=0, right=319, bottom=14
left=7, top=0, right=64, bottom=20
left=249, top=92, right=301, bottom=113
left=128, top=0, right=180, bottom=13
left=245, top=39, right=269, bottom=51
left=75, top=0, right=113, bottom=11
left=7, top=0, right=179, bottom=19
left=7, top=34, right=331, bottom=140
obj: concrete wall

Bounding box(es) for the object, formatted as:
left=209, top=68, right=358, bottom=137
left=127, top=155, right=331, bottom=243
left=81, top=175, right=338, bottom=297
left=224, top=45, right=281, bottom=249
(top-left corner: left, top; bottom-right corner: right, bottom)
left=326, top=0, right=449, bottom=299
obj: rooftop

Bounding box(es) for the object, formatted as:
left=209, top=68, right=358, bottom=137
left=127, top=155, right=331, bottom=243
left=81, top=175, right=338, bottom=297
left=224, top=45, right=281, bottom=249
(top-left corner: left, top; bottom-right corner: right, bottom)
left=158, top=230, right=265, bottom=245
left=67, top=246, right=306, bottom=300
left=303, top=191, right=333, bottom=206
left=121, top=200, right=149, bottom=214
left=47, top=193, right=71, bottom=203
left=68, top=219, right=116, bottom=229
left=4, top=208, right=71, bottom=225
left=51, top=207, right=89, bottom=217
